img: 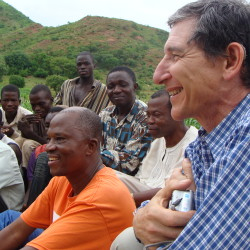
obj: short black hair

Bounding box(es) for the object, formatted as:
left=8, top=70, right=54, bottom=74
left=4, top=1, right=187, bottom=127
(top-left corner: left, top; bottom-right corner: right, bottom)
left=30, top=84, right=52, bottom=97
left=1, top=84, right=20, bottom=98
left=77, top=51, right=94, bottom=63
left=59, top=107, right=102, bottom=143
left=151, top=89, right=171, bottom=108
left=49, top=106, right=66, bottom=113
left=107, top=66, right=137, bottom=83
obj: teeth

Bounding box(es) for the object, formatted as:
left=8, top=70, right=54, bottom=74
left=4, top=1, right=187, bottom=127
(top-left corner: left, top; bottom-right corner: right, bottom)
left=49, top=157, right=58, bottom=161
left=168, top=88, right=183, bottom=97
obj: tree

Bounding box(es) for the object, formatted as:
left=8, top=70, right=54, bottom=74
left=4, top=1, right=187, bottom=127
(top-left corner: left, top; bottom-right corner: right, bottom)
left=46, top=75, right=66, bottom=92
left=5, top=52, right=31, bottom=75
left=9, top=75, right=25, bottom=88
left=0, top=57, right=7, bottom=82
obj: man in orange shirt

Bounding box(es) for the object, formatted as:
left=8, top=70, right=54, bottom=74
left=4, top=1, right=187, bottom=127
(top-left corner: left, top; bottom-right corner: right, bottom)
left=0, top=107, right=135, bottom=250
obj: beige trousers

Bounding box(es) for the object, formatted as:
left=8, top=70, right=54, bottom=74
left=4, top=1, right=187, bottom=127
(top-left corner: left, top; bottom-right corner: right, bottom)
left=15, top=137, right=41, bottom=168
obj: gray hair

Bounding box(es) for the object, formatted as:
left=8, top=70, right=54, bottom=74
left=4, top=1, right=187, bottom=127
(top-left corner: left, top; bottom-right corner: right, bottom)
left=168, top=0, right=250, bottom=88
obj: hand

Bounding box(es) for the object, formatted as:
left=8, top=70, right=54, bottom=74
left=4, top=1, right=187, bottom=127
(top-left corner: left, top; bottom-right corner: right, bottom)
left=133, top=178, right=195, bottom=245
left=17, top=119, right=32, bottom=138
left=24, top=114, right=42, bottom=123
left=1, top=125, right=14, bottom=137
left=167, top=158, right=196, bottom=191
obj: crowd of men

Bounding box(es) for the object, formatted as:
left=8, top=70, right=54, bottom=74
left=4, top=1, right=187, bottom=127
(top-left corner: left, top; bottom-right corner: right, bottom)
left=0, top=0, right=249, bottom=249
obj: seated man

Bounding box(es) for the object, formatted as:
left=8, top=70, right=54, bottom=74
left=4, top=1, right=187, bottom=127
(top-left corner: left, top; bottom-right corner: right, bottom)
left=23, top=106, right=67, bottom=209
left=0, top=140, right=24, bottom=212
left=118, top=1, right=249, bottom=249
left=100, top=66, right=153, bottom=175
left=0, top=84, right=32, bottom=140
left=16, top=84, right=53, bottom=170
left=54, top=51, right=109, bottom=114
left=0, top=107, right=136, bottom=249
left=116, top=89, right=198, bottom=206
left=0, top=109, right=22, bottom=165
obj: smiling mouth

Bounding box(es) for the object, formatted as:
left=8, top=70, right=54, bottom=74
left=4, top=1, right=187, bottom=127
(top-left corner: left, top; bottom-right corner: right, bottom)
left=48, top=156, right=59, bottom=162
left=168, top=88, right=183, bottom=97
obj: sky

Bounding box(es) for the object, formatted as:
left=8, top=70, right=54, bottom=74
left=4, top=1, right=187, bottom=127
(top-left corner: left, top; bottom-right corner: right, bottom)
left=3, top=0, right=197, bottom=31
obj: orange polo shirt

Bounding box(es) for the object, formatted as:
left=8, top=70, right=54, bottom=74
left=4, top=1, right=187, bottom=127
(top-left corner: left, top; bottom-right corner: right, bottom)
left=21, top=167, right=135, bottom=250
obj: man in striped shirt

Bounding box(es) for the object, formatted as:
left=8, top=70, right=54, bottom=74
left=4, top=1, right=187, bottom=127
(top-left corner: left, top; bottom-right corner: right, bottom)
left=54, top=51, right=109, bottom=114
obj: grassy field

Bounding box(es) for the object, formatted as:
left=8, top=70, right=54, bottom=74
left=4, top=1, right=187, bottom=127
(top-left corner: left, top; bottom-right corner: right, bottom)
left=1, top=76, right=51, bottom=111
left=0, top=76, right=200, bottom=129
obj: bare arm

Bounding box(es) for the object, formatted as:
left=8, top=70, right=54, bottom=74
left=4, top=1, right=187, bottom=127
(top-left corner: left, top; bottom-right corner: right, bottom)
left=133, top=188, right=161, bottom=207
left=0, top=217, right=36, bottom=250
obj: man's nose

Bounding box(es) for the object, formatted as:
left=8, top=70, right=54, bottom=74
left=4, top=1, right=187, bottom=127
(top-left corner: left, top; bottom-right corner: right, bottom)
left=147, top=115, right=154, bottom=125
left=153, top=57, right=172, bottom=85
left=113, top=85, right=121, bottom=93
left=45, top=139, right=56, bottom=152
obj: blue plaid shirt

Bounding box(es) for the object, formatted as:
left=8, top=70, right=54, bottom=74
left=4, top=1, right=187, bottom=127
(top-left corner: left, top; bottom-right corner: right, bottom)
left=165, top=94, right=250, bottom=249
left=100, top=100, right=153, bottom=175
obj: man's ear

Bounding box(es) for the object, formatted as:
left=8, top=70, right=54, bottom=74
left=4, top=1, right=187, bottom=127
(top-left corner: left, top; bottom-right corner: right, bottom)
left=223, top=42, right=245, bottom=81
left=85, top=138, right=99, bottom=156
left=19, top=99, right=21, bottom=105
left=134, top=82, right=139, bottom=91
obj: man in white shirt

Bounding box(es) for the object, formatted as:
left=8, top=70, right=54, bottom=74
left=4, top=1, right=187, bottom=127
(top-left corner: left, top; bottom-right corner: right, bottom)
left=0, top=84, right=32, bottom=140
left=116, top=89, right=198, bottom=206
left=0, top=140, right=24, bottom=211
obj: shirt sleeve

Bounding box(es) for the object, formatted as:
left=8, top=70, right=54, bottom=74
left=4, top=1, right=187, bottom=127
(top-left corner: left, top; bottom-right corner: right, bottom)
left=170, top=126, right=250, bottom=249
left=54, top=80, right=66, bottom=105
left=101, top=127, right=153, bottom=175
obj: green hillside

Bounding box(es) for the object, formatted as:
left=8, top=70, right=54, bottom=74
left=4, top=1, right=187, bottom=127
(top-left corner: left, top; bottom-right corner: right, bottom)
left=0, top=0, right=169, bottom=101
left=0, top=0, right=34, bottom=34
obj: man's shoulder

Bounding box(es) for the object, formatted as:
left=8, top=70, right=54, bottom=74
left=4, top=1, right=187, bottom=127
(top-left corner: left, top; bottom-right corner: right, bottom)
left=18, top=106, right=32, bottom=115
left=63, top=77, right=80, bottom=86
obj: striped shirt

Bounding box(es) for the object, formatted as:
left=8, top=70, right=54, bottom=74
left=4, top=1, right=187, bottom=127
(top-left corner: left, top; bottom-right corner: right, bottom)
left=165, top=94, right=250, bottom=249
left=100, top=100, right=153, bottom=175
left=54, top=77, right=109, bottom=114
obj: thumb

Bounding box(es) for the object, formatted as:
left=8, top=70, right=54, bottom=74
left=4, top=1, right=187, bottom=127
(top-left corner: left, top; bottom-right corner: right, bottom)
left=182, top=158, right=193, bottom=180
left=182, top=158, right=196, bottom=191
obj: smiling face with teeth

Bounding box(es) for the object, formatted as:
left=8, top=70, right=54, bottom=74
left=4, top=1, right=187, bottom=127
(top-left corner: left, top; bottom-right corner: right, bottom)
left=153, top=19, right=227, bottom=126
left=45, top=111, right=97, bottom=179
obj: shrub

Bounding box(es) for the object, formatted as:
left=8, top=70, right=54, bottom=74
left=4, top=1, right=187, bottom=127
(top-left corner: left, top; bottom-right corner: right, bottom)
left=46, top=75, right=66, bottom=92
left=9, top=75, right=25, bottom=88
left=34, top=68, right=49, bottom=78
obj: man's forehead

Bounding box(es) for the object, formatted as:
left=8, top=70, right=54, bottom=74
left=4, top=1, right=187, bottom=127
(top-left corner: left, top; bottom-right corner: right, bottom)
left=77, top=55, right=92, bottom=62
left=164, top=19, right=196, bottom=52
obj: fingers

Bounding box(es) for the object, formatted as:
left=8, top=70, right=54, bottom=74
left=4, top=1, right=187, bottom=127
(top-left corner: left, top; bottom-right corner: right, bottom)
left=133, top=202, right=195, bottom=244
left=156, top=179, right=192, bottom=203
left=182, top=158, right=193, bottom=179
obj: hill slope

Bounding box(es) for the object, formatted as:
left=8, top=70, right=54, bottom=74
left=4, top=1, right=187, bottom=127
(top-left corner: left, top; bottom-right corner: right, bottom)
left=0, top=1, right=168, bottom=97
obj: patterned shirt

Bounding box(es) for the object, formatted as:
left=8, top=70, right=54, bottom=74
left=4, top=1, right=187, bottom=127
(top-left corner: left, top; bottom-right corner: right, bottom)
left=100, top=100, right=153, bottom=175
left=166, top=94, right=250, bottom=249
left=54, top=77, right=109, bottom=114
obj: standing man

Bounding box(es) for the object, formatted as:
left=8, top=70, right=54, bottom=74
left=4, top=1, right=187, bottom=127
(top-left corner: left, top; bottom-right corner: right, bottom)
left=54, top=51, right=109, bottom=114
left=0, top=107, right=135, bottom=249
left=100, top=66, right=153, bottom=175
left=116, top=89, right=198, bottom=207
left=132, top=0, right=250, bottom=249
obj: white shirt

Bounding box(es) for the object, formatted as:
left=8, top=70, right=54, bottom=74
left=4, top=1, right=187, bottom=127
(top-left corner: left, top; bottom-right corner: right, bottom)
left=0, top=141, right=24, bottom=210
left=135, top=126, right=198, bottom=188
left=0, top=106, right=32, bottom=139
